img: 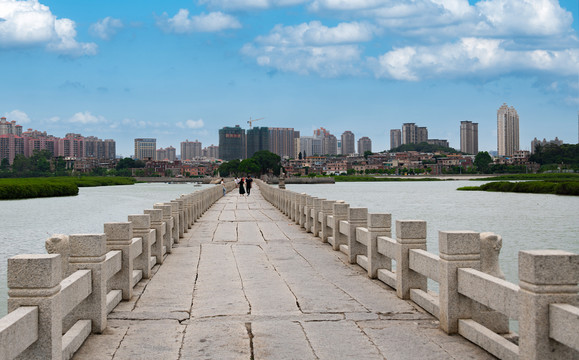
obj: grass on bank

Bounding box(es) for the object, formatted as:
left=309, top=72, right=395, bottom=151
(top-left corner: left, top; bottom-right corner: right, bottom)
left=334, top=176, right=442, bottom=182
left=472, top=173, right=579, bottom=181
left=458, top=180, right=579, bottom=196
left=0, top=177, right=136, bottom=200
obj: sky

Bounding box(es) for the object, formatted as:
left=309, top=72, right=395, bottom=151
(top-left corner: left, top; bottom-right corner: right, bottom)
left=0, top=0, right=578, bottom=157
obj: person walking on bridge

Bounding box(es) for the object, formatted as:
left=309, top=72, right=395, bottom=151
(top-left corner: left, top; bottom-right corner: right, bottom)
left=246, top=176, right=253, bottom=195
left=239, top=177, right=246, bottom=196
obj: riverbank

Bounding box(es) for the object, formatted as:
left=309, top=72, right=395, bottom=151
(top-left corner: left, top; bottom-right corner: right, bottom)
left=0, top=177, right=136, bottom=200
left=458, top=180, right=579, bottom=196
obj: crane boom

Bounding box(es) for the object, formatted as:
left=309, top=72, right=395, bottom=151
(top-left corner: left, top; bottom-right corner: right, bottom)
left=247, top=117, right=265, bottom=129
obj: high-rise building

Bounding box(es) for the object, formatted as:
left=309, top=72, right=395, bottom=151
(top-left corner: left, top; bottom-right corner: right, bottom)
left=58, top=133, right=85, bottom=158
left=219, top=126, right=245, bottom=161
left=269, top=128, right=298, bottom=158
left=358, top=136, right=372, bottom=154
left=530, top=137, right=563, bottom=154
left=203, top=145, right=219, bottom=159
left=104, top=139, right=116, bottom=159
left=134, top=138, right=156, bottom=160
left=402, top=123, right=428, bottom=145
left=341, top=131, right=355, bottom=155
left=246, top=127, right=270, bottom=158
left=181, top=140, right=202, bottom=160
left=299, top=136, right=322, bottom=157
left=390, top=129, right=401, bottom=150
left=460, top=121, right=478, bottom=154
left=497, top=103, right=519, bottom=157
left=322, top=134, right=338, bottom=155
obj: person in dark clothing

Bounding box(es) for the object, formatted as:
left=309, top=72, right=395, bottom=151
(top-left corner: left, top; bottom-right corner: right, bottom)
left=239, top=177, right=246, bottom=196
left=246, top=176, right=253, bottom=195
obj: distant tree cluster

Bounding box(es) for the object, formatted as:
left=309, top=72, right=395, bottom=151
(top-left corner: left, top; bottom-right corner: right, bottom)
left=218, top=150, right=282, bottom=177
left=0, top=150, right=68, bottom=178
left=530, top=144, right=579, bottom=168
left=390, top=142, right=461, bottom=154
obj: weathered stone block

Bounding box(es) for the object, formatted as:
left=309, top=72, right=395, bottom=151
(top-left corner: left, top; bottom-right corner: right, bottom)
left=104, top=222, right=133, bottom=241
left=8, top=254, right=61, bottom=289
left=396, top=220, right=426, bottom=240
left=69, top=234, right=107, bottom=258
left=144, top=209, right=163, bottom=222
left=519, top=250, right=579, bottom=285
left=439, top=230, right=479, bottom=256
left=128, top=214, right=151, bottom=229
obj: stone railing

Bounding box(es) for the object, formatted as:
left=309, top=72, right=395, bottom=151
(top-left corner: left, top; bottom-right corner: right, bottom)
left=0, top=181, right=236, bottom=360
left=258, top=180, right=579, bottom=360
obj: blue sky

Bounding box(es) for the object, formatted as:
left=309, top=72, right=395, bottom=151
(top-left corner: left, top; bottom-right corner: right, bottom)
left=1, top=0, right=578, bottom=157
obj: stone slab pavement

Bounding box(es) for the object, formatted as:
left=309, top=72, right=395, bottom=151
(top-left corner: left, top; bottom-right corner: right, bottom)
left=73, top=186, right=496, bottom=360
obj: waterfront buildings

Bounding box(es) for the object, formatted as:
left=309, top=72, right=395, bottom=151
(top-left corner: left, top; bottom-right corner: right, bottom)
left=358, top=136, right=372, bottom=154
left=156, top=146, right=176, bottom=161
left=269, top=128, right=298, bottom=158
left=341, top=131, right=355, bottom=155
left=219, top=125, right=245, bottom=161
left=390, top=129, right=401, bottom=150
left=497, top=103, right=519, bottom=157
left=134, top=138, right=156, bottom=161
left=181, top=140, right=202, bottom=160
left=460, top=121, right=478, bottom=154
left=203, top=145, right=219, bottom=159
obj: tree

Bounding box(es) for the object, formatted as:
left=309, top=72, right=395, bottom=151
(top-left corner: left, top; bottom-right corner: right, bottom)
left=474, top=151, right=493, bottom=173
left=0, top=158, right=9, bottom=171
left=298, top=151, right=302, bottom=160
left=239, top=158, right=260, bottom=175
left=251, top=150, right=281, bottom=175
left=364, top=150, right=373, bottom=159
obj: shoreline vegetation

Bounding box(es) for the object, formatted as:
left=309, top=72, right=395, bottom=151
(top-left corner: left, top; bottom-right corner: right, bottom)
left=458, top=173, right=579, bottom=196
left=0, top=177, right=136, bottom=200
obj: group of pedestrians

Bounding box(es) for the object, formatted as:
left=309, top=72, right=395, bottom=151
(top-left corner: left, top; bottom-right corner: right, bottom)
left=234, top=176, right=253, bottom=196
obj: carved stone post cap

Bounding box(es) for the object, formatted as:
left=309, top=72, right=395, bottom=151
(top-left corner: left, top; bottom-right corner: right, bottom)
left=69, top=234, right=107, bottom=257
left=153, top=204, right=172, bottom=216
left=438, top=230, right=479, bottom=256
left=104, top=222, right=133, bottom=241
left=348, top=207, right=368, bottom=221
left=336, top=200, right=345, bottom=203
left=397, top=220, right=427, bottom=241
left=8, top=254, right=61, bottom=289
left=167, top=202, right=179, bottom=212
left=128, top=214, right=151, bottom=229
left=144, top=209, right=163, bottom=222
left=368, top=213, right=391, bottom=228
left=519, top=250, right=579, bottom=285
left=322, top=200, right=335, bottom=211
left=333, top=202, right=349, bottom=215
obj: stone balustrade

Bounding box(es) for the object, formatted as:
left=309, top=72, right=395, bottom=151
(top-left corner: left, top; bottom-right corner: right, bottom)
left=0, top=181, right=234, bottom=360
left=257, top=179, right=579, bottom=360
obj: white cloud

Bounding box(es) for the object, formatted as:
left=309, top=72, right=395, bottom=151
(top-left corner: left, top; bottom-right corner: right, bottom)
left=176, top=119, right=205, bottom=129
left=69, top=111, right=106, bottom=124
left=0, top=0, right=97, bottom=56
left=199, top=0, right=307, bottom=11
left=157, top=10, right=241, bottom=33
left=4, top=109, right=31, bottom=124
left=242, top=21, right=376, bottom=76
left=90, top=17, right=123, bottom=40
left=370, top=37, right=579, bottom=81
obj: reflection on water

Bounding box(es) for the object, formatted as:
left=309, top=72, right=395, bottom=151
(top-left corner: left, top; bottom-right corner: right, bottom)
left=0, top=182, right=210, bottom=316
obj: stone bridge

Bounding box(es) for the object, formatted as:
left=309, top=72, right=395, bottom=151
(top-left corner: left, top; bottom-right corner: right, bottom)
left=0, top=181, right=577, bottom=359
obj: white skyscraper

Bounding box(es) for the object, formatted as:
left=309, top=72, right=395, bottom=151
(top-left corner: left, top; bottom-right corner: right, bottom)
left=497, top=103, right=519, bottom=157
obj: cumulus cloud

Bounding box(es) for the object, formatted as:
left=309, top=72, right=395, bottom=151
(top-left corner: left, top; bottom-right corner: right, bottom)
left=69, top=111, right=106, bottom=124
left=199, top=0, right=307, bottom=11
left=242, top=21, right=376, bottom=76
left=0, top=0, right=97, bottom=56
left=4, top=109, right=31, bottom=124
left=370, top=37, right=579, bottom=81
left=157, top=10, right=241, bottom=33
left=90, top=17, right=123, bottom=40
left=176, top=119, right=205, bottom=129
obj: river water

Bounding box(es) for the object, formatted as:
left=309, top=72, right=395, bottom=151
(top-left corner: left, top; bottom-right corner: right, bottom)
left=0, top=182, right=211, bottom=316
left=0, top=181, right=577, bottom=317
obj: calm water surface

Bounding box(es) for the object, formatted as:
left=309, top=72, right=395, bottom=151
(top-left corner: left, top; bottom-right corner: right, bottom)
left=0, top=182, right=211, bottom=316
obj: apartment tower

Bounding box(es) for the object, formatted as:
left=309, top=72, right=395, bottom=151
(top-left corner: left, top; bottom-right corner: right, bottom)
left=390, top=129, right=401, bottom=150
left=460, top=121, right=478, bottom=154
left=497, top=103, right=519, bottom=157
left=341, top=131, right=355, bottom=155
left=134, top=138, right=156, bottom=160
left=358, top=136, right=372, bottom=154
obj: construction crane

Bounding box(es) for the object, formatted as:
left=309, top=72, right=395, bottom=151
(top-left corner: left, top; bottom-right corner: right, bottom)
left=247, top=117, right=265, bottom=129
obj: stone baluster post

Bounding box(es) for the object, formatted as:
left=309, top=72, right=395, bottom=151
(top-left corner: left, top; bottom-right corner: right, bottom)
left=144, top=209, right=164, bottom=265
left=175, top=199, right=185, bottom=237
left=312, top=198, right=324, bottom=237
left=289, top=192, right=297, bottom=222
left=331, top=201, right=349, bottom=251
left=395, top=220, right=427, bottom=299
left=297, top=193, right=306, bottom=226
left=104, top=222, right=135, bottom=300
left=438, top=230, right=480, bottom=334
left=518, top=250, right=579, bottom=360
left=8, top=254, right=62, bottom=360
left=366, top=214, right=392, bottom=279
left=304, top=196, right=315, bottom=232
left=320, top=200, right=336, bottom=243
left=128, top=215, right=154, bottom=279
left=168, top=201, right=181, bottom=243
left=183, top=194, right=193, bottom=229
left=154, top=203, right=173, bottom=253
left=65, top=234, right=109, bottom=333
left=347, top=208, right=368, bottom=264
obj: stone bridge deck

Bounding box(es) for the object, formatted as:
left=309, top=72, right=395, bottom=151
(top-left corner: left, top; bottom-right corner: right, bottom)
left=74, top=186, right=494, bottom=360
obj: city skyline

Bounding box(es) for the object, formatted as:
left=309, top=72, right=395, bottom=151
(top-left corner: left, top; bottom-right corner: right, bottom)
left=1, top=0, right=578, bottom=157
